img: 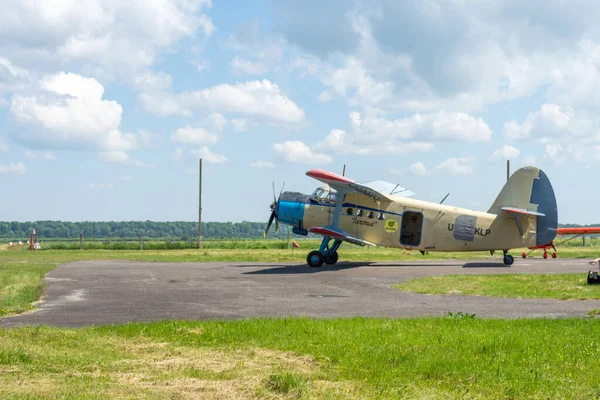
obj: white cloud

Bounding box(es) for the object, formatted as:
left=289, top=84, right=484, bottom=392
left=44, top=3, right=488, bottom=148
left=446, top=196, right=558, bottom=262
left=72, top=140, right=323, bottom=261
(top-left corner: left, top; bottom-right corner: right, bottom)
left=409, top=162, right=429, bottom=176
left=388, top=168, right=404, bottom=175
left=544, top=144, right=566, bottom=165
left=88, top=183, right=113, bottom=189
left=317, top=110, right=490, bottom=155
left=191, top=146, right=228, bottom=164
left=279, top=2, right=600, bottom=114
left=25, top=150, right=56, bottom=161
left=523, top=156, right=537, bottom=166
left=133, top=71, right=173, bottom=92
left=0, top=58, right=32, bottom=93
left=191, top=60, right=209, bottom=72
left=503, top=104, right=575, bottom=141
left=138, top=77, right=305, bottom=125
left=273, top=141, right=333, bottom=164
left=11, top=72, right=136, bottom=152
left=99, top=151, right=154, bottom=168
left=100, top=151, right=129, bottom=163
left=0, top=162, right=26, bottom=175
left=489, top=145, right=520, bottom=162
left=250, top=160, right=275, bottom=168
left=435, top=157, right=476, bottom=175
left=231, top=119, right=248, bottom=132
left=171, top=126, right=218, bottom=145
left=117, top=176, right=132, bottom=181
left=172, top=148, right=183, bottom=162
left=545, top=144, right=563, bottom=158
left=231, top=56, right=268, bottom=75
left=0, top=138, right=7, bottom=152
left=0, top=1, right=215, bottom=79
left=136, top=130, right=156, bottom=147
left=227, top=20, right=284, bottom=61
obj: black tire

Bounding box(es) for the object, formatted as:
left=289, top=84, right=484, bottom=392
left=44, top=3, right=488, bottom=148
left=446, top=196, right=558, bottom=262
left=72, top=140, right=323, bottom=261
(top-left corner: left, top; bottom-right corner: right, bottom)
left=324, top=252, right=339, bottom=265
left=307, top=251, right=324, bottom=268
left=503, top=254, right=514, bottom=266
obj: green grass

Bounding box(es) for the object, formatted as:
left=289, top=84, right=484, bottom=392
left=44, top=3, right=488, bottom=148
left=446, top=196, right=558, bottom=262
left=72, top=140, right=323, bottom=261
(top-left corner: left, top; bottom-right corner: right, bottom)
left=395, top=273, right=600, bottom=300
left=0, top=263, right=54, bottom=316
left=2, top=318, right=600, bottom=398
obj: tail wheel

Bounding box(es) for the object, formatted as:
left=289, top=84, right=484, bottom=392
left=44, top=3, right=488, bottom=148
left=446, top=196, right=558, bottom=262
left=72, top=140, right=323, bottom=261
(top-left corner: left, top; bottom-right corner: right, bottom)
left=543, top=252, right=548, bottom=259
left=307, top=251, right=324, bottom=268
left=521, top=252, right=527, bottom=259
left=552, top=252, right=557, bottom=259
left=324, top=252, right=339, bottom=265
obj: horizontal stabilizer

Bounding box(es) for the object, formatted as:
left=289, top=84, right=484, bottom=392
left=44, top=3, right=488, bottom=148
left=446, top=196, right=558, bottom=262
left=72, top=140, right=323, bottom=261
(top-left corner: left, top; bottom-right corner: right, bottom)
left=501, top=207, right=545, bottom=217
left=308, top=226, right=376, bottom=247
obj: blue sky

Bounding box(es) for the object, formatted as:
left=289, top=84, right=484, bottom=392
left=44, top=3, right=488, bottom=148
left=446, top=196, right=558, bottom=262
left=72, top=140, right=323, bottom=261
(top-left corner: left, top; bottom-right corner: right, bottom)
left=1, top=0, right=600, bottom=224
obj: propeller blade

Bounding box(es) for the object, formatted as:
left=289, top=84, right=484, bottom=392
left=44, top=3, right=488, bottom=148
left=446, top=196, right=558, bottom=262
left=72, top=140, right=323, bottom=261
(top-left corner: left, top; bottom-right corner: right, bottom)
left=272, top=180, right=277, bottom=204
left=275, top=218, right=279, bottom=235
left=264, top=211, right=276, bottom=238
left=279, top=181, right=285, bottom=198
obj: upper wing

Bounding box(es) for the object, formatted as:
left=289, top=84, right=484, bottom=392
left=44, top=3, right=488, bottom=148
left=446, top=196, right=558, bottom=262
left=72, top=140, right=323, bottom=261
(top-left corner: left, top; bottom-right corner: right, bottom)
left=306, top=170, right=415, bottom=201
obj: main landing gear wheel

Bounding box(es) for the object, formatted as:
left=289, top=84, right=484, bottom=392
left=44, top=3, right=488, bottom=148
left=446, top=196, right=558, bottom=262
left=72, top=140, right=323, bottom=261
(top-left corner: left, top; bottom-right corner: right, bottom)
left=307, top=251, right=324, bottom=268
left=324, top=252, right=339, bottom=265
left=503, top=254, right=514, bottom=266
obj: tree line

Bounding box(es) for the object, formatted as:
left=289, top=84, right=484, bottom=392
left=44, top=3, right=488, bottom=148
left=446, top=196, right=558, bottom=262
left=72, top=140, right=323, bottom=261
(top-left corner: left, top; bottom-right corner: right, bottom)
left=0, top=221, right=597, bottom=240
left=0, top=221, right=291, bottom=240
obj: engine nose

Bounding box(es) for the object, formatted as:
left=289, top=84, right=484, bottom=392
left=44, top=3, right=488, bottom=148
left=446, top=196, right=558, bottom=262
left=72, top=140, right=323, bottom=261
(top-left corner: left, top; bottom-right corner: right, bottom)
left=277, top=191, right=309, bottom=227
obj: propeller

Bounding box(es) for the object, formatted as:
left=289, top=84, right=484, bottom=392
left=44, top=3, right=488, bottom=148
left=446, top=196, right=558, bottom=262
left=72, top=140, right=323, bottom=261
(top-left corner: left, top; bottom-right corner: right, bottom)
left=264, top=180, right=285, bottom=237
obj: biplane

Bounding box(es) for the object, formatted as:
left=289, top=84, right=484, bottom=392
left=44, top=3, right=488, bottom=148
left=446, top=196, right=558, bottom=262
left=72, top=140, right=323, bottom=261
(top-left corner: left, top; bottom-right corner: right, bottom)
left=522, top=227, right=600, bottom=259
left=264, top=166, right=558, bottom=267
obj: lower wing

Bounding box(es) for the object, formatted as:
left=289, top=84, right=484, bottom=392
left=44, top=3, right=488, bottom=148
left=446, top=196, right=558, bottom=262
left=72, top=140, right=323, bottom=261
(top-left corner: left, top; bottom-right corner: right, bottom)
left=308, top=226, right=376, bottom=247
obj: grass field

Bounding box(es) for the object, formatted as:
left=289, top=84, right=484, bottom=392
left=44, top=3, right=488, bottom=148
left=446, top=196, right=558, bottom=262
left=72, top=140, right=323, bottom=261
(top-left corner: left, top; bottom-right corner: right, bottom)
left=395, top=273, right=600, bottom=300
left=3, top=245, right=600, bottom=398
left=2, top=318, right=600, bottom=399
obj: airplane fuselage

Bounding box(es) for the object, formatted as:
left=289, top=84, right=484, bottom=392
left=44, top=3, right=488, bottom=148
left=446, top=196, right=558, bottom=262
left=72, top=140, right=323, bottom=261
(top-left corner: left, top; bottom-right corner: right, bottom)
left=280, top=192, right=537, bottom=252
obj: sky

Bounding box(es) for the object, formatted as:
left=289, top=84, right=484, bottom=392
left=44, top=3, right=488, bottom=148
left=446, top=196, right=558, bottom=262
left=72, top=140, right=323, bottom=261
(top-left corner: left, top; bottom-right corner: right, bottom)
left=1, top=0, right=600, bottom=224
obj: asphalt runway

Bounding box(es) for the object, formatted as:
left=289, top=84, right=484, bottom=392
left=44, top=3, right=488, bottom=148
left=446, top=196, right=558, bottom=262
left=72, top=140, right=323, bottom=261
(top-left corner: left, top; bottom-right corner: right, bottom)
left=2, top=258, right=600, bottom=328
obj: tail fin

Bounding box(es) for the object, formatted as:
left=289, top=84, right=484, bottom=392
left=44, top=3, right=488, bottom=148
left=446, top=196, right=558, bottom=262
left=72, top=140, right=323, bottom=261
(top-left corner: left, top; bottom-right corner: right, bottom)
left=488, top=166, right=558, bottom=245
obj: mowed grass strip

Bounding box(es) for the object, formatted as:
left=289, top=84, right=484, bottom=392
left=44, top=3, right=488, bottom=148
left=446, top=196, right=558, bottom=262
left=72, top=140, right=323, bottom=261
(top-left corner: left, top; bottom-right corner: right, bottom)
left=0, top=263, right=54, bottom=316
left=395, top=273, right=600, bottom=300
left=2, top=318, right=600, bottom=399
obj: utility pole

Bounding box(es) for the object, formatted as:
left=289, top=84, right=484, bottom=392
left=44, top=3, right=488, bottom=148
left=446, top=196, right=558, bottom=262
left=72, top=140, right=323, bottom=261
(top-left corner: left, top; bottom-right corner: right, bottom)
left=506, top=159, right=510, bottom=182
left=198, top=158, right=202, bottom=248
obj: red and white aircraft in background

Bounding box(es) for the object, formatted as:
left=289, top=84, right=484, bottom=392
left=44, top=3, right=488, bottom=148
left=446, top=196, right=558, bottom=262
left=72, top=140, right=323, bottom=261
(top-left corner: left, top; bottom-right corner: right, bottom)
left=523, top=227, right=600, bottom=259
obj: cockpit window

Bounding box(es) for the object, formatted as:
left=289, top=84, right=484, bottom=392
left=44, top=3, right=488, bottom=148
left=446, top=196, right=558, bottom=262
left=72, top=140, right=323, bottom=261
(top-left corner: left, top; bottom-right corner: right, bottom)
left=311, top=186, right=337, bottom=203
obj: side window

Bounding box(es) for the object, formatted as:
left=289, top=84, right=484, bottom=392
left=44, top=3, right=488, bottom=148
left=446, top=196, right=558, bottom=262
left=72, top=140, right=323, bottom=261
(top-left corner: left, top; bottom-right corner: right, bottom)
left=346, top=208, right=354, bottom=215
left=356, top=209, right=363, bottom=217
left=367, top=211, right=375, bottom=219
left=377, top=213, right=385, bottom=220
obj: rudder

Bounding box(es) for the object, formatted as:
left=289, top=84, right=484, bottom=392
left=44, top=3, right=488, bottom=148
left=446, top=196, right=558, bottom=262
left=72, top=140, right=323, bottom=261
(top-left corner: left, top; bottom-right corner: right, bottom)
left=488, top=166, right=557, bottom=246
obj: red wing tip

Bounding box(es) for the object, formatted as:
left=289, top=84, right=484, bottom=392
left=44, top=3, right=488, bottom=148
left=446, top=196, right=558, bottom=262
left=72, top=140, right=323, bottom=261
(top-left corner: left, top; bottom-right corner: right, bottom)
left=306, top=169, right=353, bottom=184
left=308, top=227, right=346, bottom=238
